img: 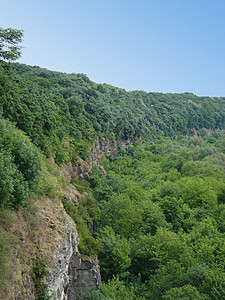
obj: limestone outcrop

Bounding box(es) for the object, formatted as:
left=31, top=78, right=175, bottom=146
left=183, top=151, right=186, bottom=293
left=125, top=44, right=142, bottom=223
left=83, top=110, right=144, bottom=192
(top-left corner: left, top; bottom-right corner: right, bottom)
left=45, top=216, right=100, bottom=299
left=74, top=136, right=138, bottom=180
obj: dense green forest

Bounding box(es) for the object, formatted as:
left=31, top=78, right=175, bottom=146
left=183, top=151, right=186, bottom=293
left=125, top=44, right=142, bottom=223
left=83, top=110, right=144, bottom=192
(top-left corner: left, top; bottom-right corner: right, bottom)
left=1, top=61, right=225, bottom=164
left=1, top=45, right=225, bottom=299
left=86, top=136, right=225, bottom=299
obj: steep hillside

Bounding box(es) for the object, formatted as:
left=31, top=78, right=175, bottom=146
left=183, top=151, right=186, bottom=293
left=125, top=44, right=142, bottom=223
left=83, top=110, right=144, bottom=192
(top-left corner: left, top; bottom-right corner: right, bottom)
left=1, top=61, right=225, bottom=299
left=1, top=62, right=225, bottom=163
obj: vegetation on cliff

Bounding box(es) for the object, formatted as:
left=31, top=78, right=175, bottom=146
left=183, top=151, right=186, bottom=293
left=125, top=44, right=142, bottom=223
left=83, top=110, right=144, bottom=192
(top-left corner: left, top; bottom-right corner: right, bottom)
left=0, top=28, right=225, bottom=299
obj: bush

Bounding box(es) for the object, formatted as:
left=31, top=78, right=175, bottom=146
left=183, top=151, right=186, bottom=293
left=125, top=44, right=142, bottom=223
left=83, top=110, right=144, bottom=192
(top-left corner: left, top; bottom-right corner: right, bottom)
left=62, top=199, right=100, bottom=256
left=162, top=284, right=204, bottom=300
left=97, top=226, right=131, bottom=280
left=0, top=118, right=43, bottom=208
left=0, top=150, right=29, bottom=208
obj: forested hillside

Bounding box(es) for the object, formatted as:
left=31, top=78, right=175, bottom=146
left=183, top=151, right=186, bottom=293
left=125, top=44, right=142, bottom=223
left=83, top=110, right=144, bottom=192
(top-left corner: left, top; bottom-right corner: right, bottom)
left=1, top=59, right=225, bottom=299
left=1, top=62, right=224, bottom=163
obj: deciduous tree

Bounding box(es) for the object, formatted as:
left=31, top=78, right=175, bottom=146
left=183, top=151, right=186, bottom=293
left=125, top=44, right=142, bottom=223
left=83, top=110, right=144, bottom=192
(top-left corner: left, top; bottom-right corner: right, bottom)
left=0, top=27, right=23, bottom=61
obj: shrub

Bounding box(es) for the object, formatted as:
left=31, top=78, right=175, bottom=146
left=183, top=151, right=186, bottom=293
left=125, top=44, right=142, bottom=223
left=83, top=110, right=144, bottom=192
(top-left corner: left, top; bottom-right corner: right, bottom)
left=0, top=118, right=43, bottom=208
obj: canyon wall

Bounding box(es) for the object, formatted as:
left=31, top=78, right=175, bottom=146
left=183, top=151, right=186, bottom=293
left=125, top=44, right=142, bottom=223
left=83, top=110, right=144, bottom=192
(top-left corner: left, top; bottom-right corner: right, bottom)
left=1, top=136, right=133, bottom=300
left=45, top=216, right=100, bottom=300
left=45, top=136, right=133, bottom=299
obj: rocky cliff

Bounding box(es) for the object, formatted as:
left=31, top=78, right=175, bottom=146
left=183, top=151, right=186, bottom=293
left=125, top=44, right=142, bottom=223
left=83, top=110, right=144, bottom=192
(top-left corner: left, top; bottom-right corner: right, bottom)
left=44, top=136, right=134, bottom=299
left=45, top=214, right=100, bottom=300
left=0, top=136, right=134, bottom=300
left=44, top=160, right=101, bottom=299
left=0, top=196, right=100, bottom=300
left=0, top=166, right=100, bottom=300
left=74, top=136, right=138, bottom=180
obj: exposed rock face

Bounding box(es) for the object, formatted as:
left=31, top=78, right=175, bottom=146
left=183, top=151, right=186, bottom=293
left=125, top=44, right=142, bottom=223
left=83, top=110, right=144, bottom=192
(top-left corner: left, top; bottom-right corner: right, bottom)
left=45, top=216, right=101, bottom=299
left=67, top=255, right=101, bottom=299
left=59, top=162, right=81, bottom=205
left=45, top=216, right=78, bottom=299
left=74, top=136, right=138, bottom=180
left=90, top=136, right=135, bottom=165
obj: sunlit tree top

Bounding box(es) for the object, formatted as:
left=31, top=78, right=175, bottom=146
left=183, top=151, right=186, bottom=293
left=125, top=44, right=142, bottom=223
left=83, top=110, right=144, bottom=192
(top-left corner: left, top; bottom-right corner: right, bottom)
left=0, top=27, right=23, bottom=61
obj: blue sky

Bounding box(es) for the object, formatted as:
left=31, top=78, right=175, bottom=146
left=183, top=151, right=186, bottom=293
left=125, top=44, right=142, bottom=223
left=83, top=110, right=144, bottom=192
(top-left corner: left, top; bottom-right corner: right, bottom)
left=1, top=0, right=225, bottom=96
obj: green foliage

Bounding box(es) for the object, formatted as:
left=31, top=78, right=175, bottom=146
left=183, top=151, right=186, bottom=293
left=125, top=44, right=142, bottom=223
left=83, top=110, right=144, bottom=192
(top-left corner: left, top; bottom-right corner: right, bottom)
left=97, top=226, right=131, bottom=280
left=93, top=184, right=113, bottom=202
left=130, top=229, right=184, bottom=281
left=37, top=165, right=61, bottom=199
left=99, top=194, right=144, bottom=239
left=162, top=285, right=204, bottom=300
left=100, top=278, right=143, bottom=300
left=75, top=279, right=143, bottom=300
left=158, top=197, right=185, bottom=232
left=149, top=260, right=186, bottom=299
left=185, top=263, right=209, bottom=288
left=179, top=177, right=218, bottom=210
left=214, top=204, right=225, bottom=232
left=0, top=118, right=43, bottom=208
left=62, top=198, right=100, bottom=256
left=1, top=62, right=224, bottom=164
left=88, top=166, right=104, bottom=189
left=71, top=175, right=91, bottom=193
left=0, top=150, right=28, bottom=208
left=79, top=195, right=100, bottom=225
left=75, top=288, right=103, bottom=300
left=0, top=28, right=23, bottom=61
left=181, top=160, right=218, bottom=178
left=140, top=200, right=170, bottom=235
left=90, top=137, right=225, bottom=299
left=0, top=47, right=225, bottom=299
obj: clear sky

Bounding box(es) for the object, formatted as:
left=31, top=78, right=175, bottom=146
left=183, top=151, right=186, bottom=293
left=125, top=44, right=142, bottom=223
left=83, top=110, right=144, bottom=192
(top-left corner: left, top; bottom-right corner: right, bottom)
left=1, top=0, right=225, bottom=96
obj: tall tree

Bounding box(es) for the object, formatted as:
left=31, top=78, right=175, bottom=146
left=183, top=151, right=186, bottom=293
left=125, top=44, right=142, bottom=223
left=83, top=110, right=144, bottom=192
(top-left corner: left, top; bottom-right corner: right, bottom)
left=0, top=27, right=23, bottom=61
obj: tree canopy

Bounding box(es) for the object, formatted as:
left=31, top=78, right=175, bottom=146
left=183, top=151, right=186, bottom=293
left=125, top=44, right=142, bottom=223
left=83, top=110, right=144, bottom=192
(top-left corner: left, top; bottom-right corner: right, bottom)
left=0, top=27, right=23, bottom=61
